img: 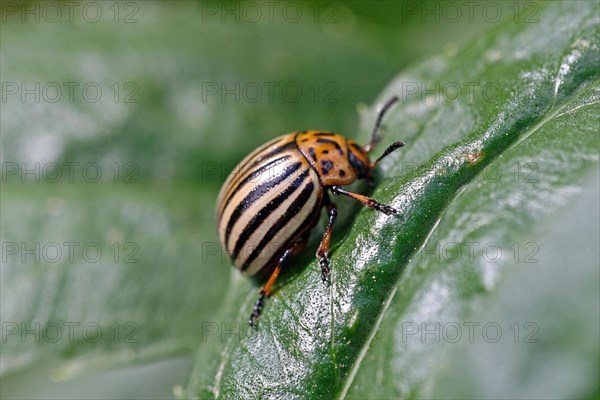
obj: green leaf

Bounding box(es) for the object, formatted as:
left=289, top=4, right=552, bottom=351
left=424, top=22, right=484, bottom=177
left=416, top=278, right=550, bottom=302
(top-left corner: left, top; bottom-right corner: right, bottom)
left=428, top=169, right=600, bottom=399
left=186, top=1, right=600, bottom=398
left=0, top=185, right=229, bottom=377
left=346, top=73, right=600, bottom=400
left=0, top=1, right=488, bottom=394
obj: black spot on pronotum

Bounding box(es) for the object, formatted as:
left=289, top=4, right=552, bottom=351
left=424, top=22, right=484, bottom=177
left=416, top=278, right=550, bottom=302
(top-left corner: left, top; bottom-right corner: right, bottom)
left=316, top=138, right=344, bottom=155
left=339, top=169, right=345, bottom=177
left=321, top=160, right=334, bottom=175
left=350, top=142, right=363, bottom=153
left=323, top=150, right=329, bottom=155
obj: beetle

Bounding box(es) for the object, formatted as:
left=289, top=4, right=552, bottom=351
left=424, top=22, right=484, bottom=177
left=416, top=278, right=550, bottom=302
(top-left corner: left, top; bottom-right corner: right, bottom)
left=216, top=96, right=404, bottom=327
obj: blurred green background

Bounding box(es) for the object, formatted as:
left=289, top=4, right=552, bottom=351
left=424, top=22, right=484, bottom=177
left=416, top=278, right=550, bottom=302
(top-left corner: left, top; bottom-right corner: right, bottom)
left=4, top=0, right=594, bottom=399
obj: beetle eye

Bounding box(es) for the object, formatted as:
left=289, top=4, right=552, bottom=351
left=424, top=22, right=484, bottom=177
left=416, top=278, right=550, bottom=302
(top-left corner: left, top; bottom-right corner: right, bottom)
left=348, top=148, right=367, bottom=177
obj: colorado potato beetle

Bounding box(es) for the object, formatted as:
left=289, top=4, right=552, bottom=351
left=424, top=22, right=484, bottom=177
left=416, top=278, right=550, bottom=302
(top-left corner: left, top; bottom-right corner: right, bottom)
left=216, top=96, right=404, bottom=326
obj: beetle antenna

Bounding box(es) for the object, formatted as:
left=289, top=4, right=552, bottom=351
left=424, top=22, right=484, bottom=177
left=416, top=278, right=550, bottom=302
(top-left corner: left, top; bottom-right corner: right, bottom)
left=372, top=140, right=405, bottom=167
left=364, top=96, right=399, bottom=153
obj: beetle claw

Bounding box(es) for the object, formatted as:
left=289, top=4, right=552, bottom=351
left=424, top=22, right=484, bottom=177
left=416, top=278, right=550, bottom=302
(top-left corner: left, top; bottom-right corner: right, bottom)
left=249, top=292, right=266, bottom=328
left=371, top=201, right=398, bottom=215
left=381, top=204, right=398, bottom=215
left=319, top=256, right=331, bottom=286
left=249, top=316, right=258, bottom=328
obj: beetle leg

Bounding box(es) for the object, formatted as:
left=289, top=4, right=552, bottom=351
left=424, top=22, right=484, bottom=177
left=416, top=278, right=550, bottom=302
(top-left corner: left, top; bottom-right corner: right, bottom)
left=249, top=236, right=307, bottom=328
left=331, top=186, right=398, bottom=215
left=316, top=201, right=338, bottom=285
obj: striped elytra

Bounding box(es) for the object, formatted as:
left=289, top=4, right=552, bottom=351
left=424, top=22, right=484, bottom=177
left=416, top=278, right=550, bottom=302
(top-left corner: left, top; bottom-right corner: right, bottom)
left=216, top=133, right=324, bottom=277
left=215, top=96, right=405, bottom=326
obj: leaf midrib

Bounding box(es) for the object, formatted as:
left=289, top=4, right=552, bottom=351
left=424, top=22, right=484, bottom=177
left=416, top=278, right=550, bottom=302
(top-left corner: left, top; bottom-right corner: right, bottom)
left=335, top=75, right=600, bottom=400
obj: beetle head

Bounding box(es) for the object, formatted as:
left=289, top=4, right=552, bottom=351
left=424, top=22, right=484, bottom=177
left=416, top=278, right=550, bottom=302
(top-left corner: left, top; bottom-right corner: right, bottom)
left=346, top=140, right=373, bottom=184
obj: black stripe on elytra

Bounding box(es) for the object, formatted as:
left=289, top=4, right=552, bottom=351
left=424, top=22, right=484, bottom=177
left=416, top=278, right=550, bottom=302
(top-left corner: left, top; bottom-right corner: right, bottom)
left=219, top=138, right=294, bottom=216
left=316, top=138, right=344, bottom=155
left=227, top=138, right=282, bottom=182
left=221, top=155, right=292, bottom=221
left=236, top=140, right=297, bottom=179
left=241, top=181, right=315, bottom=271
left=232, top=167, right=309, bottom=259
left=257, top=192, right=323, bottom=277
left=308, top=147, right=316, bottom=160
left=225, top=161, right=303, bottom=247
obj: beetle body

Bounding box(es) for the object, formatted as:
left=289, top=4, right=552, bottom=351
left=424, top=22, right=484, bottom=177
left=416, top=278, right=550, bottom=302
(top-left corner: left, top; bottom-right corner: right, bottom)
left=215, top=97, right=404, bottom=326
left=216, top=131, right=372, bottom=279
